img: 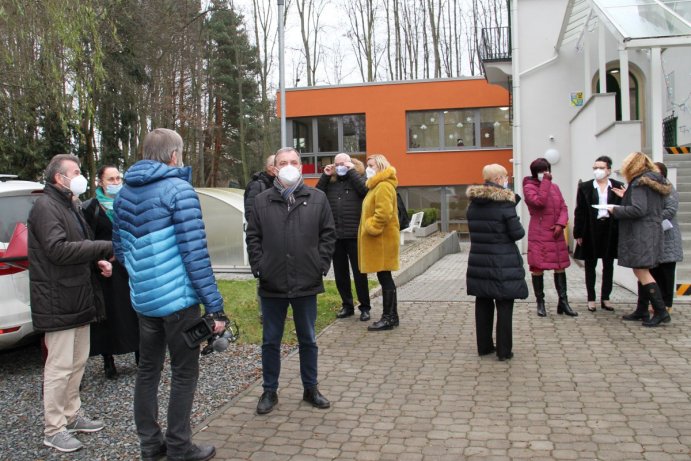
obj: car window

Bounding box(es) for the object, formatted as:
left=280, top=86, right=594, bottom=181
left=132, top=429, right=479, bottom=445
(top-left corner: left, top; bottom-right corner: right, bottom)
left=0, top=195, right=40, bottom=243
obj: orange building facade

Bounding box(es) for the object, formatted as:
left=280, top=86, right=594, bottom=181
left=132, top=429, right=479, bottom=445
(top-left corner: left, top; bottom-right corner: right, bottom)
left=281, top=78, right=512, bottom=231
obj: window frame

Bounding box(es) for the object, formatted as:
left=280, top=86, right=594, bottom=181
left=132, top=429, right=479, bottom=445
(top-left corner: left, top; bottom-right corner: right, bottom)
left=406, top=107, right=512, bottom=152
left=287, top=114, right=367, bottom=177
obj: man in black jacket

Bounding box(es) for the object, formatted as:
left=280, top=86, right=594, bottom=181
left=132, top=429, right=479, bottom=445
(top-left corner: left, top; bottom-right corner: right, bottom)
left=316, top=153, right=371, bottom=320
left=246, top=147, right=336, bottom=415
left=244, top=154, right=276, bottom=321
left=244, top=154, right=276, bottom=223
left=28, top=154, right=113, bottom=453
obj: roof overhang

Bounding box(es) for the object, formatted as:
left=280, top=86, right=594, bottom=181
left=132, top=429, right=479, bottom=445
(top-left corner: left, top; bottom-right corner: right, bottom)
left=557, top=0, right=691, bottom=51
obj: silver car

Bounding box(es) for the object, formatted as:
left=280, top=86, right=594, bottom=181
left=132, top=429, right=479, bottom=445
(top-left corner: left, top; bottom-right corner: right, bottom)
left=0, top=175, right=43, bottom=350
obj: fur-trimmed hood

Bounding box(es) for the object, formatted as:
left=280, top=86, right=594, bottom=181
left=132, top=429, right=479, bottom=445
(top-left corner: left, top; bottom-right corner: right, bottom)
left=632, top=171, right=672, bottom=196
left=466, top=183, right=517, bottom=203
left=328, top=158, right=366, bottom=183
left=366, top=166, right=398, bottom=189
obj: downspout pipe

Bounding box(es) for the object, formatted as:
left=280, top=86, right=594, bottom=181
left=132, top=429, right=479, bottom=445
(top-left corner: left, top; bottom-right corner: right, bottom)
left=510, top=0, right=523, bottom=226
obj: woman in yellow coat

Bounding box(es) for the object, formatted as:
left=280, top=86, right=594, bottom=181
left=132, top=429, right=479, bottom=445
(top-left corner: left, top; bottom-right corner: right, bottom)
left=358, top=154, right=401, bottom=331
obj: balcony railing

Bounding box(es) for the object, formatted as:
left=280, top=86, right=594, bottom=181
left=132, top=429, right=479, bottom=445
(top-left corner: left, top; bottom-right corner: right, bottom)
left=479, top=26, right=511, bottom=62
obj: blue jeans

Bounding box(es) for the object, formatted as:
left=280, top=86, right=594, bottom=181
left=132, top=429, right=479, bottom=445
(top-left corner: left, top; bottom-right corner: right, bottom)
left=261, top=295, right=318, bottom=391
left=134, top=305, right=200, bottom=457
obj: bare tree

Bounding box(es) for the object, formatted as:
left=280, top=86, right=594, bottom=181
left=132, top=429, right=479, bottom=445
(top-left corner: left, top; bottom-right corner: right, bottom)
left=295, top=0, right=328, bottom=86
left=344, top=0, right=379, bottom=82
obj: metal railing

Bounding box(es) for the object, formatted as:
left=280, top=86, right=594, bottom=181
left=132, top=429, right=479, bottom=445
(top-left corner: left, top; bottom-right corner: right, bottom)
left=479, top=26, right=511, bottom=62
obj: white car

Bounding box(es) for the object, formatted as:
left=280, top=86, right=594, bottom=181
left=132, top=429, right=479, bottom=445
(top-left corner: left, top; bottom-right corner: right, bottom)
left=0, top=175, right=43, bottom=350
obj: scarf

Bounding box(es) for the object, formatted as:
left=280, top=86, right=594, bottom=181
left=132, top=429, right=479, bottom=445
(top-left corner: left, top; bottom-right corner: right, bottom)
left=273, top=176, right=304, bottom=209
left=95, top=187, right=115, bottom=222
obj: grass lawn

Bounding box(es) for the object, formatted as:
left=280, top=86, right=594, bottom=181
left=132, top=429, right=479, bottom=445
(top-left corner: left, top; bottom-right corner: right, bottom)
left=217, top=279, right=379, bottom=345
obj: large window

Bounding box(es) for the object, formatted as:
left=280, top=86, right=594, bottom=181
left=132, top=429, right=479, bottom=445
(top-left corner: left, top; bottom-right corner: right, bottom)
left=288, top=114, right=366, bottom=175
left=407, top=108, right=511, bottom=151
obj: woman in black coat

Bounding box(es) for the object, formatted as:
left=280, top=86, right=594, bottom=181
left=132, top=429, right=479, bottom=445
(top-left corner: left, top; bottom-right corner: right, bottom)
left=573, top=155, right=624, bottom=312
left=83, top=165, right=140, bottom=379
left=466, top=164, right=528, bottom=361
left=609, top=152, right=672, bottom=327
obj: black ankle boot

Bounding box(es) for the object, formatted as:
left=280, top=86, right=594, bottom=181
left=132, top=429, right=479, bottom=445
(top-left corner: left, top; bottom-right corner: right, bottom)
left=303, top=386, right=330, bottom=409
left=642, top=283, right=671, bottom=327
left=103, top=355, right=117, bottom=380
left=554, top=272, right=578, bottom=317
left=368, top=290, right=396, bottom=331
left=532, top=274, right=546, bottom=317
left=623, top=282, right=651, bottom=321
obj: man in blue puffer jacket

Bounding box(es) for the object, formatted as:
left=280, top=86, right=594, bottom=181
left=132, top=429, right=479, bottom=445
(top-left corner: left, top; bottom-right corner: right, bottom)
left=113, top=128, right=226, bottom=461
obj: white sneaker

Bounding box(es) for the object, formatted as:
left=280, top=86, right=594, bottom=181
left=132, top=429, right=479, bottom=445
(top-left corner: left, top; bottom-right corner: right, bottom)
left=66, top=415, right=104, bottom=433
left=44, top=431, right=83, bottom=452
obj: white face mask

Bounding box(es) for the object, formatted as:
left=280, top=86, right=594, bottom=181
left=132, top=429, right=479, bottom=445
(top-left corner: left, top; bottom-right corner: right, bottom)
left=106, top=184, right=123, bottom=195
left=62, top=174, right=88, bottom=196
left=365, top=167, right=376, bottom=179
left=335, top=165, right=349, bottom=176
left=503, top=180, right=510, bottom=189
left=593, top=168, right=607, bottom=181
left=537, top=173, right=545, bottom=182
left=278, top=164, right=301, bottom=186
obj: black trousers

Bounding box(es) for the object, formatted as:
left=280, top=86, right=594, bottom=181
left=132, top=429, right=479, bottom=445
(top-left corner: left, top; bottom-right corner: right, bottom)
left=135, top=305, right=200, bottom=457
left=376, top=271, right=395, bottom=291
left=475, top=298, right=513, bottom=358
left=650, top=262, right=676, bottom=307
left=584, top=258, right=614, bottom=302
left=333, top=238, right=370, bottom=311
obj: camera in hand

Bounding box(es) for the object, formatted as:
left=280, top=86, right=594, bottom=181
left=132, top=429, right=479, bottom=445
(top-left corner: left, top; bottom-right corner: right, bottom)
left=182, top=315, right=240, bottom=355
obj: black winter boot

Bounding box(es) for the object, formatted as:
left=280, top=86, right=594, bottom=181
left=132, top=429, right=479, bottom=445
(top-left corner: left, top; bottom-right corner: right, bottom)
left=622, top=282, right=651, bottom=321
left=103, top=354, right=117, bottom=380
left=368, top=290, right=396, bottom=331
left=532, top=274, right=546, bottom=317
left=554, top=272, right=578, bottom=317
left=390, top=289, right=399, bottom=327
left=642, top=283, right=671, bottom=327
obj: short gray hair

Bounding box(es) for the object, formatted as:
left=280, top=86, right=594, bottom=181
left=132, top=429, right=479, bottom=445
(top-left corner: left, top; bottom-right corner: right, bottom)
left=44, top=154, right=80, bottom=184
left=274, top=147, right=300, bottom=165
left=142, top=128, right=183, bottom=164
left=482, top=164, right=508, bottom=181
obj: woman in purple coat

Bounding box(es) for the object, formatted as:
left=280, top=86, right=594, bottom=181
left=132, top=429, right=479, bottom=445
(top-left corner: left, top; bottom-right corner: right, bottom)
left=523, top=158, right=578, bottom=317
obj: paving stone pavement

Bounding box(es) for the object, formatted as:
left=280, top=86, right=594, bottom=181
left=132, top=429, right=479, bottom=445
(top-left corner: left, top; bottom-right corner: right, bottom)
left=197, top=245, right=691, bottom=460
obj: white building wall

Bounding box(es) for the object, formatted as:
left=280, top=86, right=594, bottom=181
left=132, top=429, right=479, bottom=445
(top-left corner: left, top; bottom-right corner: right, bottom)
left=663, top=47, right=691, bottom=147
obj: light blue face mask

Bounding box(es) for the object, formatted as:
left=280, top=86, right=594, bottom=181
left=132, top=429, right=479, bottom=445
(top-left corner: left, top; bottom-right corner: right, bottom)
left=335, top=165, right=349, bottom=176
left=106, top=184, right=123, bottom=195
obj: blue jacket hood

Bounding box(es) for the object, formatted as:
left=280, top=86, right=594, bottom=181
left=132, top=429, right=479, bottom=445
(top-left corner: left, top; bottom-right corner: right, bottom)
left=124, top=160, right=192, bottom=187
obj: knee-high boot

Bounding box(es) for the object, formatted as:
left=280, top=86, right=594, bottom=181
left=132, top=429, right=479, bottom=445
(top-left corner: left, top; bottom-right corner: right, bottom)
left=390, top=289, right=399, bottom=327
left=642, top=282, right=671, bottom=327
left=554, top=272, right=578, bottom=317
left=532, top=274, right=546, bottom=317
left=368, top=289, right=396, bottom=331
left=622, top=282, right=651, bottom=321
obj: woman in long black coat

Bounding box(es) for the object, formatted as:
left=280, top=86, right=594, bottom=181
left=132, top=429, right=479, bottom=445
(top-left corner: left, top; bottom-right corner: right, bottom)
left=609, top=152, right=672, bottom=327
left=466, top=164, right=528, bottom=361
left=573, top=155, right=624, bottom=312
left=83, top=165, right=140, bottom=378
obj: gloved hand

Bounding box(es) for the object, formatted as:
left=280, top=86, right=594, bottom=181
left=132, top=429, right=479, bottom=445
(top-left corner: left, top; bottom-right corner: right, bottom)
left=552, top=224, right=564, bottom=240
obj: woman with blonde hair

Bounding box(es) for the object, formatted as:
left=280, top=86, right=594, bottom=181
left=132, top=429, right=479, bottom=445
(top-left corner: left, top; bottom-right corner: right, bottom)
left=466, top=164, right=528, bottom=361
left=609, top=152, right=672, bottom=327
left=358, top=154, right=401, bottom=331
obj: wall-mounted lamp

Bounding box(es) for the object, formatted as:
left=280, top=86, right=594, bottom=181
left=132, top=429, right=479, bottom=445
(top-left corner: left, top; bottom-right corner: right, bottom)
left=545, top=148, right=560, bottom=165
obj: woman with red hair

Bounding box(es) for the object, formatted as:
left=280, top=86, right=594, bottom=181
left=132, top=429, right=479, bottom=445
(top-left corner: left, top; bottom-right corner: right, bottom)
left=523, top=158, right=578, bottom=317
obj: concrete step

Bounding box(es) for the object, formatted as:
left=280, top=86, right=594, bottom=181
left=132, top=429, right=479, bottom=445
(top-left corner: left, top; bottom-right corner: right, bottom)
left=679, top=222, right=691, bottom=233
left=678, top=205, right=691, bottom=214
left=677, top=183, right=691, bottom=193
left=684, top=239, right=691, bottom=252
left=678, top=191, right=691, bottom=202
